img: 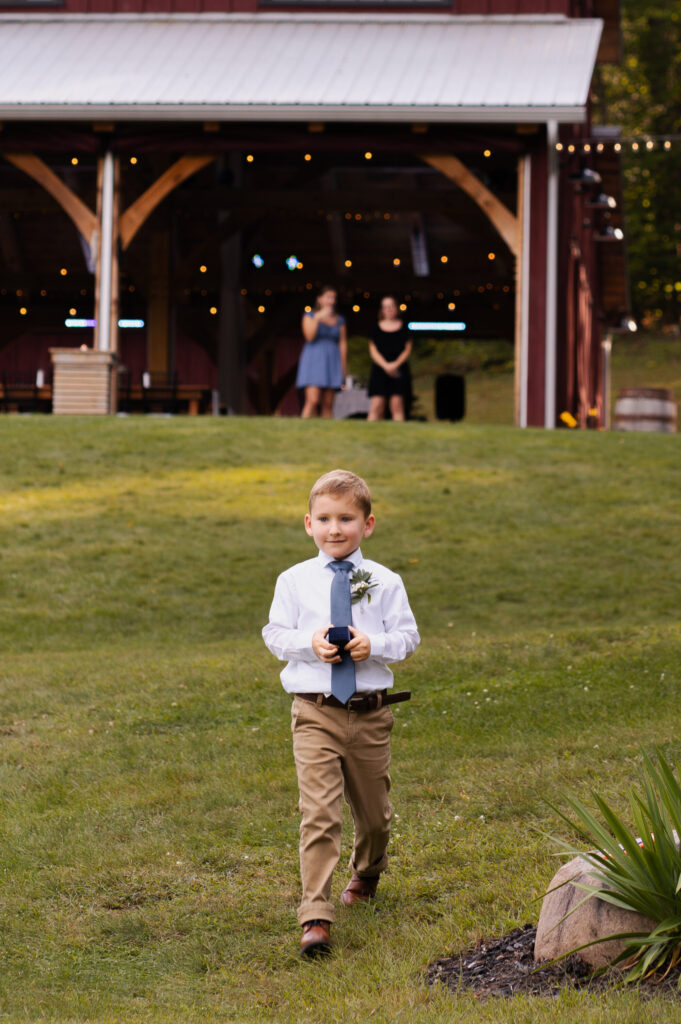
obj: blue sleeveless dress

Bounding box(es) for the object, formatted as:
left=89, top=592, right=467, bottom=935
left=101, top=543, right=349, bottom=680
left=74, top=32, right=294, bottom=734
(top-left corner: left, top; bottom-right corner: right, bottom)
left=296, top=313, right=345, bottom=390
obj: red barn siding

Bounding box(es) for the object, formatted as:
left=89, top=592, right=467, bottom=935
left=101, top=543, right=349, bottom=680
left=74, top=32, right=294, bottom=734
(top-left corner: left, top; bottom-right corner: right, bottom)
left=7, top=0, right=580, bottom=15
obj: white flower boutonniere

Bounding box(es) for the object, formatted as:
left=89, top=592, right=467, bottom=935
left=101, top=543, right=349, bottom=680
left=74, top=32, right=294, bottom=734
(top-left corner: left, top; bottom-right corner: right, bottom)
left=350, top=568, right=378, bottom=606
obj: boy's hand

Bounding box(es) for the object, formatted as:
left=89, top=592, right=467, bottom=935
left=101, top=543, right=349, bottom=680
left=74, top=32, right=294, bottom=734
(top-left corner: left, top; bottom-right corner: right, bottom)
left=312, top=625, right=342, bottom=663
left=346, top=627, right=371, bottom=662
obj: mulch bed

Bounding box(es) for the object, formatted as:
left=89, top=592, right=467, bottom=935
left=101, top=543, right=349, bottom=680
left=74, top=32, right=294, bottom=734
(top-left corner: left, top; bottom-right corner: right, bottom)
left=427, top=925, right=681, bottom=1000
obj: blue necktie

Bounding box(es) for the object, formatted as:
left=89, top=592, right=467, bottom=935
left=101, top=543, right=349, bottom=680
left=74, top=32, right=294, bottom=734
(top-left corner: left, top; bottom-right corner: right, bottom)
left=329, top=560, right=356, bottom=705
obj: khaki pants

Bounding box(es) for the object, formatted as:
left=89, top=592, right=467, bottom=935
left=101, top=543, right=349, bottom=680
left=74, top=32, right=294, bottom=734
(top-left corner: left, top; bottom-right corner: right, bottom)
left=291, top=696, right=394, bottom=925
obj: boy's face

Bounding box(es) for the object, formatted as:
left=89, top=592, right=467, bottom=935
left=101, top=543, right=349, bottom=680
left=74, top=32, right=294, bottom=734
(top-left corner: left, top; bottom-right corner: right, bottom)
left=305, top=493, right=375, bottom=560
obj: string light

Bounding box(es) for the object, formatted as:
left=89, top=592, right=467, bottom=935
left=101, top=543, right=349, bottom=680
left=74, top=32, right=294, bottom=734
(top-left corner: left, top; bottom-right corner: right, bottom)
left=257, top=305, right=265, bottom=313
left=60, top=268, right=68, bottom=276
left=632, top=142, right=640, bottom=151
left=130, top=157, right=138, bottom=165
left=304, top=153, right=312, bottom=162
left=199, top=265, right=207, bottom=273
left=364, top=152, right=372, bottom=160
left=19, top=307, right=27, bottom=315
left=246, top=154, right=254, bottom=163
left=487, top=252, right=496, bottom=261
left=399, top=303, right=407, bottom=311
left=352, top=304, right=360, bottom=312
left=646, top=140, right=654, bottom=150
left=448, top=302, right=456, bottom=310
left=556, top=142, right=564, bottom=151
left=583, top=143, right=591, bottom=153
left=69, top=307, right=77, bottom=315
left=440, top=255, right=448, bottom=264
left=393, top=258, right=401, bottom=267
left=71, top=157, right=79, bottom=166
left=344, top=259, right=352, bottom=268
left=304, top=305, right=312, bottom=312
left=483, top=149, right=491, bottom=158
left=210, top=307, right=217, bottom=315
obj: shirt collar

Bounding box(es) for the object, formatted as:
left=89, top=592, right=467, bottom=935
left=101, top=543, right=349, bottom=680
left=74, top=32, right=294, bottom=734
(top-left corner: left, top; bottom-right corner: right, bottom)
left=317, top=547, right=363, bottom=570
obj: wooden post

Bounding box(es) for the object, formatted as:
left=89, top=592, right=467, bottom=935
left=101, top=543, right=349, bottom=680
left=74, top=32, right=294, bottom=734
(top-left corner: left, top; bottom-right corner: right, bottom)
left=147, top=231, right=170, bottom=374
left=217, top=154, right=246, bottom=414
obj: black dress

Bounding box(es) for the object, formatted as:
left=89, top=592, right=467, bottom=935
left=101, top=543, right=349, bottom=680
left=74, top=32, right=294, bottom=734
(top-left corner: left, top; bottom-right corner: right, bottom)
left=368, top=324, right=412, bottom=398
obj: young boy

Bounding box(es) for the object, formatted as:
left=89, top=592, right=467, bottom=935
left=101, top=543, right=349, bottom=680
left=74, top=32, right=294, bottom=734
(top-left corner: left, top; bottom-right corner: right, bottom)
left=262, top=469, right=420, bottom=956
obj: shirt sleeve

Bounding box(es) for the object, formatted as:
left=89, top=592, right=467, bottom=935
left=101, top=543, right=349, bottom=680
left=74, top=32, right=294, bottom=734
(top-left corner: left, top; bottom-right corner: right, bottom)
left=365, top=574, right=420, bottom=664
left=262, top=571, right=319, bottom=663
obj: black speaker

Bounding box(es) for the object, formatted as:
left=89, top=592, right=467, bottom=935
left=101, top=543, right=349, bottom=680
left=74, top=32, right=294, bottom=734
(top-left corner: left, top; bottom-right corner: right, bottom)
left=435, top=374, right=465, bottom=422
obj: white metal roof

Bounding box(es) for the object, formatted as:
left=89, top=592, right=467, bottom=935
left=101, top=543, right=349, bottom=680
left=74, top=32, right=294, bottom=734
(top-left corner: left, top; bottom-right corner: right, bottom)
left=0, top=13, right=602, bottom=123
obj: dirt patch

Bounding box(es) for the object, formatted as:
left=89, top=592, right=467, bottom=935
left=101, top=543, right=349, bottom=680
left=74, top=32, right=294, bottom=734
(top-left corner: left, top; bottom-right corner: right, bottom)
left=427, top=925, right=680, bottom=1000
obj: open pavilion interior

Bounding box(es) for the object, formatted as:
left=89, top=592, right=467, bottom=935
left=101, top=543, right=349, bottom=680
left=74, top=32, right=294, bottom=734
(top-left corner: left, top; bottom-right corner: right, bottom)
left=0, top=120, right=524, bottom=414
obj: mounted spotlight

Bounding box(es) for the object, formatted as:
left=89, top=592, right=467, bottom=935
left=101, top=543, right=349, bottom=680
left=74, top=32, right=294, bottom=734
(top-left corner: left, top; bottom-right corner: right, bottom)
left=570, top=166, right=602, bottom=187
left=595, top=225, right=624, bottom=241
left=588, top=192, right=617, bottom=209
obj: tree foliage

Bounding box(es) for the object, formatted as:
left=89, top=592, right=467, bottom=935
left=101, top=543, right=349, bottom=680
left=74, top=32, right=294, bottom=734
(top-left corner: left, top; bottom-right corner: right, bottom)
left=593, top=1, right=681, bottom=321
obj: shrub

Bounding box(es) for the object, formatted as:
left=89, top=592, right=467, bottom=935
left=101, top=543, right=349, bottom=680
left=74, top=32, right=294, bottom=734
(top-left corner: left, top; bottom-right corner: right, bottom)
left=549, top=748, right=681, bottom=983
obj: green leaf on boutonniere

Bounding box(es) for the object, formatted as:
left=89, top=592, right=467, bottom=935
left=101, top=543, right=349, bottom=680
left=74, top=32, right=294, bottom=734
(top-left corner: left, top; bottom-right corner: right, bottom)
left=350, top=568, right=378, bottom=605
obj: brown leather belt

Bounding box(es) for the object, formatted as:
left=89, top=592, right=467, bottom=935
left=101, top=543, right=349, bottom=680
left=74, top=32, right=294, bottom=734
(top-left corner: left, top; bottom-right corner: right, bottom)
left=296, top=690, right=411, bottom=713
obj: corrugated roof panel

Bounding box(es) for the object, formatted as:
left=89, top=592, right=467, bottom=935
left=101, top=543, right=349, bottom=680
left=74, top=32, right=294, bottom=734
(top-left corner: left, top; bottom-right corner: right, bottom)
left=0, top=13, right=602, bottom=121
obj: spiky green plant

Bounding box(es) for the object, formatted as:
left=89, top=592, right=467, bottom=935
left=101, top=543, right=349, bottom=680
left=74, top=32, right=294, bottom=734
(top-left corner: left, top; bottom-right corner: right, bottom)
left=548, top=748, right=681, bottom=984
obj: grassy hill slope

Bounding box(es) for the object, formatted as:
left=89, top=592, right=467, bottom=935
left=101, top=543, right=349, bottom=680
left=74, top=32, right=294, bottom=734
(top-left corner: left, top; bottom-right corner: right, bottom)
left=0, top=418, right=679, bottom=1022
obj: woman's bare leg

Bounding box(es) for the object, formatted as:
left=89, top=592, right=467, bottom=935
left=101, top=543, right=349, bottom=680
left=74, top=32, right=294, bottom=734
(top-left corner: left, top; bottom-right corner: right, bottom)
left=389, top=394, right=405, bottom=421
left=301, top=387, right=322, bottom=418
left=320, top=389, right=335, bottom=419
left=367, top=396, right=386, bottom=421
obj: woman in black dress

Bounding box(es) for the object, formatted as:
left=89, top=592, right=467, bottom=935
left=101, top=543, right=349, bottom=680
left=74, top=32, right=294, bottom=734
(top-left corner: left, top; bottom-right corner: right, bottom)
left=367, top=295, right=412, bottom=421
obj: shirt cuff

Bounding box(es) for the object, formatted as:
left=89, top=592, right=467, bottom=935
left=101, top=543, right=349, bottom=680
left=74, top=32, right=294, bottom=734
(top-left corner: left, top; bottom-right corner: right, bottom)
left=367, top=633, right=385, bottom=658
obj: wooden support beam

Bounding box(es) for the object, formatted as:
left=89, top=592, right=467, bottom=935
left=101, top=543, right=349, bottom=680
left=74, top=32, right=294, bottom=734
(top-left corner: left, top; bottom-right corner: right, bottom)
left=4, top=153, right=97, bottom=245
left=422, top=154, right=519, bottom=257
left=119, top=155, right=215, bottom=250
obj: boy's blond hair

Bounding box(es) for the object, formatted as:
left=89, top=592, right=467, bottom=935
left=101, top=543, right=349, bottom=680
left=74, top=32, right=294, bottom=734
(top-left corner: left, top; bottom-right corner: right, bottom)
left=308, top=470, right=372, bottom=517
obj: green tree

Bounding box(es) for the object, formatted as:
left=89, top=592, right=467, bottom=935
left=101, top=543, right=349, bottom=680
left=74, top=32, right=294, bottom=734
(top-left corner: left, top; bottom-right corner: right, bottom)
left=593, top=1, right=681, bottom=321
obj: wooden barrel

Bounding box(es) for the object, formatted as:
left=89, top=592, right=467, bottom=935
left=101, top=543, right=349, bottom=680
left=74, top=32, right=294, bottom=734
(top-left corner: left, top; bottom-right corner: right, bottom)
left=613, top=387, right=677, bottom=433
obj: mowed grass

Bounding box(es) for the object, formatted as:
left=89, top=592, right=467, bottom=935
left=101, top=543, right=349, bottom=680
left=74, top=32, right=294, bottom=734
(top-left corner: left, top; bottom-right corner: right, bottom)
left=0, top=416, right=680, bottom=1023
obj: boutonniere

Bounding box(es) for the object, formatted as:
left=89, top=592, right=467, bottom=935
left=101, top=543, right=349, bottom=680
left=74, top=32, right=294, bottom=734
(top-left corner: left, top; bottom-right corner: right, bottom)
left=350, top=568, right=378, bottom=605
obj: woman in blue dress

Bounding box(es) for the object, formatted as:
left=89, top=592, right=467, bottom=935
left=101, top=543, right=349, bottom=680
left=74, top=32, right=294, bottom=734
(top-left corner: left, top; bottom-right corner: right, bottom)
left=296, top=286, right=346, bottom=418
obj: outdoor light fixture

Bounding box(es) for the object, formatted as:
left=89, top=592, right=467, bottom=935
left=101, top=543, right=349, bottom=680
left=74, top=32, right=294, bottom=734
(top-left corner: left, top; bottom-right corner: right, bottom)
left=408, top=321, right=466, bottom=332
left=596, top=225, right=624, bottom=241
left=588, top=192, right=617, bottom=209
left=569, top=167, right=602, bottom=186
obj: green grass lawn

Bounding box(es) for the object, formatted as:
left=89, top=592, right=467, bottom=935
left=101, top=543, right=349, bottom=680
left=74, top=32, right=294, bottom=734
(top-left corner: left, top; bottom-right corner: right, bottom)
left=351, top=329, right=680, bottom=426
left=1, top=417, right=680, bottom=1022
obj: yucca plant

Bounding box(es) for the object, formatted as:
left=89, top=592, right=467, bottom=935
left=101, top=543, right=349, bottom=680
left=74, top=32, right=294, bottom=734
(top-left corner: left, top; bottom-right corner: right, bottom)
left=547, top=748, right=681, bottom=984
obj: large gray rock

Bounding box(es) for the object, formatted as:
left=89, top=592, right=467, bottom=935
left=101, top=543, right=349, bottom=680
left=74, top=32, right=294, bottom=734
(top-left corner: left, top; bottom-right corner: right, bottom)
left=534, top=856, right=655, bottom=970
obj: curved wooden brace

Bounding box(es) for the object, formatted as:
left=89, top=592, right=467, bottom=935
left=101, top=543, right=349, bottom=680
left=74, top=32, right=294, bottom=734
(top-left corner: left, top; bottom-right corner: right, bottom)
left=119, top=155, right=216, bottom=250
left=422, top=153, right=519, bottom=258
left=4, top=152, right=97, bottom=245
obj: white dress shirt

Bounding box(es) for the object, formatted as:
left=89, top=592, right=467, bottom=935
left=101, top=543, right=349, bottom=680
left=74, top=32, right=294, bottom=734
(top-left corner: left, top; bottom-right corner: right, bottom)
left=262, top=547, right=420, bottom=695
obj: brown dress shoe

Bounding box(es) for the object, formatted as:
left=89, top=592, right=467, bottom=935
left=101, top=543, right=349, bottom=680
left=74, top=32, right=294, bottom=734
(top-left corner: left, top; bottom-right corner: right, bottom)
left=300, top=919, right=331, bottom=956
left=340, top=874, right=379, bottom=907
